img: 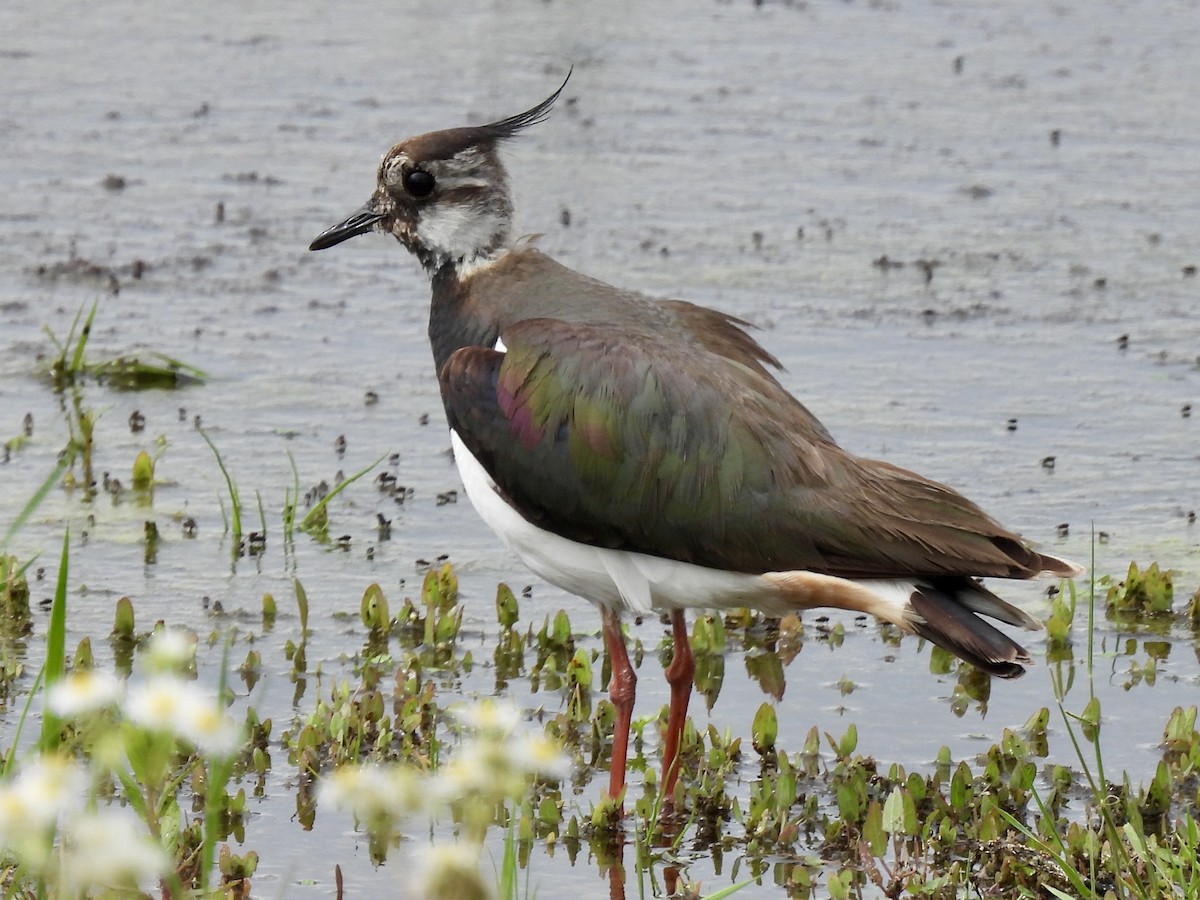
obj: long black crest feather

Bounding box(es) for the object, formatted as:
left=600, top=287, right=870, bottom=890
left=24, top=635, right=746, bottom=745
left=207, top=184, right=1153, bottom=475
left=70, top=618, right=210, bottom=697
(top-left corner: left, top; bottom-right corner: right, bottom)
left=477, top=67, right=572, bottom=142
left=395, top=69, right=574, bottom=164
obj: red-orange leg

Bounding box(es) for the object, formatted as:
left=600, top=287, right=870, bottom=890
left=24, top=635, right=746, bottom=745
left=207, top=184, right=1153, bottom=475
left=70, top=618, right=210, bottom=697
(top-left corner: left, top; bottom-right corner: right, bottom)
left=601, top=606, right=636, bottom=811
left=661, top=608, right=695, bottom=801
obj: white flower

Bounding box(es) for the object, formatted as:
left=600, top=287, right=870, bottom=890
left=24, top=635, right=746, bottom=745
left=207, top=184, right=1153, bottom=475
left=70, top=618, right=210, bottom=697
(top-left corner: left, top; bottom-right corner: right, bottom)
left=58, top=809, right=169, bottom=893
left=123, top=677, right=242, bottom=757
left=432, top=740, right=510, bottom=803
left=418, top=841, right=492, bottom=900
left=507, top=733, right=570, bottom=782
left=450, top=699, right=520, bottom=736
left=319, top=764, right=425, bottom=829
left=124, top=676, right=199, bottom=732
left=0, top=756, right=86, bottom=870
left=434, top=728, right=570, bottom=805
left=46, top=671, right=124, bottom=717
left=143, top=628, right=197, bottom=673
left=0, top=755, right=85, bottom=834
left=175, top=699, right=243, bottom=757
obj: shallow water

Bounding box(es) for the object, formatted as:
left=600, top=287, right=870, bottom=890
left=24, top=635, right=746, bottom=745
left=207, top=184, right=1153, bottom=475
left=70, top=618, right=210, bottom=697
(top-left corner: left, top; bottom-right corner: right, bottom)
left=2, top=0, right=1199, bottom=896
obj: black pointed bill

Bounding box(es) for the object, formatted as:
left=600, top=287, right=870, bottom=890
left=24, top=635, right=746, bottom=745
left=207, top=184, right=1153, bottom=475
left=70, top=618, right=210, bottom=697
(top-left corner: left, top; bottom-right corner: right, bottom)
left=308, top=201, right=385, bottom=251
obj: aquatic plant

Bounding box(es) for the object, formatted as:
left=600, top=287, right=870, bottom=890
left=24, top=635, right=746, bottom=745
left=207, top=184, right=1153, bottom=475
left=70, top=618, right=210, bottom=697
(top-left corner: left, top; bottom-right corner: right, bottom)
left=43, top=299, right=206, bottom=391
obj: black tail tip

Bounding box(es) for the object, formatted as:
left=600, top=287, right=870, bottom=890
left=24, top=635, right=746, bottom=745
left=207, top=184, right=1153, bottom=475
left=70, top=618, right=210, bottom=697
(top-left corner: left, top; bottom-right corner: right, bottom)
left=910, top=589, right=1032, bottom=679
left=984, top=659, right=1028, bottom=680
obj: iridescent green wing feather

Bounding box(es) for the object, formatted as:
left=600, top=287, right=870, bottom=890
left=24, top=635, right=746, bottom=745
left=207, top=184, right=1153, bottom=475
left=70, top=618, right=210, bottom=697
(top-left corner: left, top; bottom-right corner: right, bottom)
left=440, top=317, right=1051, bottom=578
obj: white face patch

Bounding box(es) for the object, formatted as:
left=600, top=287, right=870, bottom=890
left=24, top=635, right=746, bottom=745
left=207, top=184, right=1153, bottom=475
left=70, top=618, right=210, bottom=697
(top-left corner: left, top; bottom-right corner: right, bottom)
left=493, top=335, right=508, bottom=353
left=414, top=198, right=506, bottom=264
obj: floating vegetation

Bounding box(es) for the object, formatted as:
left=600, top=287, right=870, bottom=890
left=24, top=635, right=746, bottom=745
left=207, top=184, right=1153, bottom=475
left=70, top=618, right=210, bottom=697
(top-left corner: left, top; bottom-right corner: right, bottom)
left=1104, top=561, right=1175, bottom=620
left=267, top=559, right=1200, bottom=897
left=0, top=555, right=32, bottom=700
left=84, top=352, right=207, bottom=391
left=3, top=527, right=1200, bottom=898
left=43, top=299, right=207, bottom=392
left=0, top=556, right=32, bottom=630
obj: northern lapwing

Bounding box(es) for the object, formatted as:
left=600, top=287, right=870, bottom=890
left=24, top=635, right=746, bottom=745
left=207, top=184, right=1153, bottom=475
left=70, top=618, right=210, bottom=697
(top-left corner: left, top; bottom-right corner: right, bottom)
left=309, top=74, right=1081, bottom=810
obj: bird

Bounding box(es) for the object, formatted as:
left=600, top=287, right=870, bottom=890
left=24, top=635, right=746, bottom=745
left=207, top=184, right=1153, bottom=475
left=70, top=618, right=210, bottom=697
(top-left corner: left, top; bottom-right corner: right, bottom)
left=309, top=73, right=1081, bottom=811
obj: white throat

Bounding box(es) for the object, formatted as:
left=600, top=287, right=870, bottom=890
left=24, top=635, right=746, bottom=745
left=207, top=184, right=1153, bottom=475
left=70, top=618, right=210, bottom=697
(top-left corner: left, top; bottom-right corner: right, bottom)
left=414, top=183, right=510, bottom=273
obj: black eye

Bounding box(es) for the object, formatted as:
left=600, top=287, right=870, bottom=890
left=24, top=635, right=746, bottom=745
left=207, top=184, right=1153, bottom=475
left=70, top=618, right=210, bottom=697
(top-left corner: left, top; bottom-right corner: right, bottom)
left=403, top=169, right=435, bottom=198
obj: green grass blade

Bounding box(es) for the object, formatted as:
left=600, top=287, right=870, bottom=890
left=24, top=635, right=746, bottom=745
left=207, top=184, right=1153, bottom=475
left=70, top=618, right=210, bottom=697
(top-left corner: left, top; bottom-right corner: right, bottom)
left=300, top=451, right=389, bottom=531
left=283, top=450, right=301, bottom=548
left=700, top=880, right=755, bottom=900
left=256, top=489, right=267, bottom=538
left=199, top=636, right=236, bottom=889
left=42, top=322, right=68, bottom=358
left=69, top=298, right=100, bottom=375
left=38, top=528, right=70, bottom=752
left=42, top=299, right=86, bottom=380
left=215, top=488, right=230, bottom=535
left=113, top=765, right=149, bottom=821
left=294, top=578, right=309, bottom=635
left=497, top=817, right=518, bottom=899
left=996, top=806, right=1091, bottom=899
left=196, top=426, right=242, bottom=539
left=3, top=666, right=45, bottom=775
left=1, top=444, right=76, bottom=550
left=147, top=351, right=209, bottom=381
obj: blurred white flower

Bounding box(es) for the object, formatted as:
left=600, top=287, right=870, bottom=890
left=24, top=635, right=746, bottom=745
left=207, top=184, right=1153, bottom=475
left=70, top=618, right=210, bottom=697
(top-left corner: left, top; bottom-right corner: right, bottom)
left=124, top=676, right=190, bottom=732
left=450, top=699, right=520, bottom=735
left=319, top=764, right=425, bottom=830
left=0, top=756, right=86, bottom=870
left=59, top=809, right=169, bottom=893
left=0, top=755, right=85, bottom=833
left=124, top=676, right=242, bottom=756
left=46, top=670, right=124, bottom=718
left=434, top=726, right=569, bottom=806
left=433, top=739, right=512, bottom=803
left=175, top=698, right=243, bottom=757
left=143, top=628, right=197, bottom=673
left=418, top=841, right=492, bottom=900
left=507, top=732, right=570, bottom=782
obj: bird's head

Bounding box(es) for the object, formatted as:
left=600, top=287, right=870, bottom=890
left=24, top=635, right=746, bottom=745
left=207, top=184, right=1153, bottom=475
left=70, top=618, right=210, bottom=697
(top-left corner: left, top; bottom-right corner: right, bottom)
left=309, top=72, right=570, bottom=274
